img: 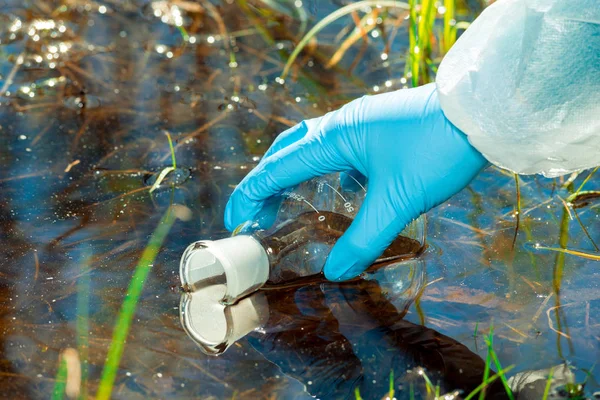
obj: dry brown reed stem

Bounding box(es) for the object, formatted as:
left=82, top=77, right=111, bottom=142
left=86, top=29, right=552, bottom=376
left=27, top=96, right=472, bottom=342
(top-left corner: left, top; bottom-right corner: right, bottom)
left=63, top=62, right=112, bottom=91
left=546, top=303, right=574, bottom=339
left=0, top=52, right=24, bottom=97
left=236, top=42, right=285, bottom=68
left=162, top=112, right=229, bottom=161
left=502, top=323, right=528, bottom=339
left=532, top=293, right=553, bottom=323
left=12, top=102, right=60, bottom=112
left=327, top=10, right=378, bottom=69
left=93, top=169, right=154, bottom=175
left=251, top=109, right=297, bottom=128
left=205, top=69, right=223, bottom=90
left=70, top=116, right=91, bottom=153
left=0, top=172, right=47, bottom=183
left=438, top=217, right=494, bottom=236
left=86, top=186, right=150, bottom=208
left=385, top=12, right=408, bottom=56
left=202, top=1, right=232, bottom=54
left=95, top=139, right=157, bottom=167
left=33, top=251, right=40, bottom=282
left=348, top=38, right=369, bottom=73
left=31, top=122, right=56, bottom=146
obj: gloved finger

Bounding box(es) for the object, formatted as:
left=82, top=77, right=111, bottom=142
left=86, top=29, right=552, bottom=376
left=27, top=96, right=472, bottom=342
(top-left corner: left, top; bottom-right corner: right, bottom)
left=260, top=118, right=321, bottom=162
left=225, top=135, right=352, bottom=231
left=227, top=120, right=313, bottom=232
left=323, top=183, right=414, bottom=281
left=340, top=170, right=367, bottom=193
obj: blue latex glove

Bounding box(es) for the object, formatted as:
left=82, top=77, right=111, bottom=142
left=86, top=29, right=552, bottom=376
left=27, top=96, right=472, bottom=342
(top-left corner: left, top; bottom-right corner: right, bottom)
left=225, top=83, right=488, bottom=281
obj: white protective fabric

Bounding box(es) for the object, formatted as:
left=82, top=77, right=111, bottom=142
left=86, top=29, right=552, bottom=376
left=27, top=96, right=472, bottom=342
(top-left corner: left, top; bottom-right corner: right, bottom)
left=436, top=0, right=600, bottom=177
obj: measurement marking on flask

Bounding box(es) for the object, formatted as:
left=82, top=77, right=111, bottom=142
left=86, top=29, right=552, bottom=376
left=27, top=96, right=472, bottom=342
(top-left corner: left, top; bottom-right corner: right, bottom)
left=323, top=183, right=347, bottom=202
left=345, top=173, right=367, bottom=193
left=302, top=199, right=321, bottom=214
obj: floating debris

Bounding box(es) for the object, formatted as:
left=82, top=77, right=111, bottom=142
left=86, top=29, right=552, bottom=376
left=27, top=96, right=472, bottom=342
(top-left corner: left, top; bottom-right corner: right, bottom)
left=143, top=167, right=191, bottom=191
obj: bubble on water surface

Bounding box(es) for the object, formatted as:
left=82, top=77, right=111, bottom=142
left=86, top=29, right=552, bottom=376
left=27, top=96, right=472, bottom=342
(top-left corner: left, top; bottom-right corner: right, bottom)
left=63, top=95, right=103, bottom=110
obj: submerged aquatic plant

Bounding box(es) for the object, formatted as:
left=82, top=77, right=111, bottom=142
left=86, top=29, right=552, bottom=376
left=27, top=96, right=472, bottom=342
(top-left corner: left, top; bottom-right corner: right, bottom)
left=149, top=131, right=178, bottom=193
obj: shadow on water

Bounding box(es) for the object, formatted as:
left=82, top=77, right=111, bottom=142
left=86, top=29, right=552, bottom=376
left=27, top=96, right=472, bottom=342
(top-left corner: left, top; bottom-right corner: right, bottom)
left=0, top=0, right=599, bottom=399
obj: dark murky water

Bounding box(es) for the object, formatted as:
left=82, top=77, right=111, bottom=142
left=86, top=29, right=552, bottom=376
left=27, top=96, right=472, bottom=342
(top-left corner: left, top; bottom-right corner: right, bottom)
left=0, top=1, right=599, bottom=399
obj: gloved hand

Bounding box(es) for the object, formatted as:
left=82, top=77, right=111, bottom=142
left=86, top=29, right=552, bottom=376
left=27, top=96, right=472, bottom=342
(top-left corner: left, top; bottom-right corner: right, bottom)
left=225, top=83, right=488, bottom=281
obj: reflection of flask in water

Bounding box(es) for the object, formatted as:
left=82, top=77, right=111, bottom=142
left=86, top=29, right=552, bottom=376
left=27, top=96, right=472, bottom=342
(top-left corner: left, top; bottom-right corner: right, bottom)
left=180, top=173, right=426, bottom=305
left=180, top=256, right=426, bottom=355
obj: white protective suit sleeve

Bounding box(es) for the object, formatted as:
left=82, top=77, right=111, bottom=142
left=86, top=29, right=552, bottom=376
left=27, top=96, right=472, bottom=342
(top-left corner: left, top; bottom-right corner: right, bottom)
left=436, top=0, right=600, bottom=178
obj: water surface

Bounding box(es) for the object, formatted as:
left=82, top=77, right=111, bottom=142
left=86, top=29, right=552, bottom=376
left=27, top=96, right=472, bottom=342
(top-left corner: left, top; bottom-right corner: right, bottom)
left=0, top=1, right=598, bottom=399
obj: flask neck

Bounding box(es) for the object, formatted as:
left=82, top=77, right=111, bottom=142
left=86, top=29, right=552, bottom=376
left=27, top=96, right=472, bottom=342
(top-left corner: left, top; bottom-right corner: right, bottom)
left=179, top=235, right=270, bottom=305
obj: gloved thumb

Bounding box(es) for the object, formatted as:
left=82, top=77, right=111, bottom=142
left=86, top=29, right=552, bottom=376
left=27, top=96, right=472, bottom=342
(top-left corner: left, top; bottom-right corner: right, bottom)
left=323, top=185, right=413, bottom=281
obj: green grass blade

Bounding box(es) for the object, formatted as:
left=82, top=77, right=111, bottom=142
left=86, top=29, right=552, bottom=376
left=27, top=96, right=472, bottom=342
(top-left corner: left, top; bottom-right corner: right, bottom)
left=96, top=207, right=179, bottom=400
left=76, top=257, right=91, bottom=400
left=485, top=329, right=515, bottom=400
left=443, top=0, right=456, bottom=53
left=281, top=0, right=410, bottom=79
left=542, top=367, right=554, bottom=400
left=409, top=0, right=418, bottom=87
left=571, top=166, right=598, bottom=200
left=51, top=356, right=68, bottom=400
left=465, top=365, right=516, bottom=400
left=388, top=370, right=395, bottom=399
left=478, top=328, right=492, bottom=400
left=354, top=386, right=363, bottom=400
left=164, top=131, right=177, bottom=169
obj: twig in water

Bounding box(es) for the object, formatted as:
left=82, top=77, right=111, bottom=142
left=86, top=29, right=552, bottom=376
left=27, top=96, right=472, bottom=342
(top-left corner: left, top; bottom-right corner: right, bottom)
left=511, top=173, right=521, bottom=249
left=546, top=304, right=575, bottom=339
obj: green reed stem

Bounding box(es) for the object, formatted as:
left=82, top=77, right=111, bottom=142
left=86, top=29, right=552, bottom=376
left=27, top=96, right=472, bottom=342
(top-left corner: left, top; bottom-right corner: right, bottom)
left=354, top=387, right=363, bottom=400
left=542, top=367, right=554, bottom=400
left=484, top=327, right=514, bottom=399
left=443, top=0, right=456, bottom=53
left=478, top=328, right=492, bottom=400
left=165, top=131, right=177, bottom=169
left=408, top=0, right=418, bottom=87
left=76, top=257, right=91, bottom=400
left=571, top=166, right=598, bottom=200
left=465, top=365, right=516, bottom=400
left=51, top=356, right=68, bottom=400
left=96, top=208, right=178, bottom=400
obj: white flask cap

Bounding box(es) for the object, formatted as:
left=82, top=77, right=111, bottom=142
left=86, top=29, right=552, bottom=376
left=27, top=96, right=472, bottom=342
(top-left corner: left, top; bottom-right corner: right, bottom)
left=180, top=235, right=270, bottom=305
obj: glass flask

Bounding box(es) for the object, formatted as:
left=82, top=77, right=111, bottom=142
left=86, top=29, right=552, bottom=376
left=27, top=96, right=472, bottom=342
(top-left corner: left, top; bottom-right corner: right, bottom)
left=180, top=173, right=426, bottom=306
